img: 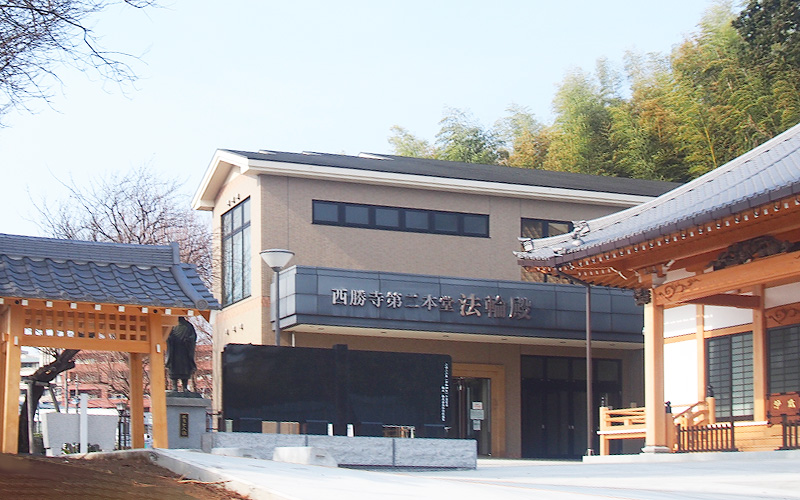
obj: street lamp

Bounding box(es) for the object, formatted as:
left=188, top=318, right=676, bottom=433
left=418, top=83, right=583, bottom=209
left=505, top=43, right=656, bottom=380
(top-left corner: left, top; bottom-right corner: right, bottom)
left=260, top=249, right=295, bottom=346
left=115, top=401, right=129, bottom=450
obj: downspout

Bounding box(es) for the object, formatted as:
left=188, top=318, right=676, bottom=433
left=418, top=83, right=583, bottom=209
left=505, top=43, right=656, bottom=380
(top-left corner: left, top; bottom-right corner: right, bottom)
left=551, top=266, right=594, bottom=456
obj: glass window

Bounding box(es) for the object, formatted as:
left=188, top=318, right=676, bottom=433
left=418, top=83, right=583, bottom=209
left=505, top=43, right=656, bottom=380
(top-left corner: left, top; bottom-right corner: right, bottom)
left=313, top=201, right=339, bottom=223
left=221, top=198, right=251, bottom=307
left=433, top=212, right=458, bottom=233
left=463, top=214, right=488, bottom=236
left=344, top=205, right=370, bottom=225
left=521, top=218, right=574, bottom=283
left=769, top=324, right=800, bottom=393
left=375, top=207, right=400, bottom=228
left=312, top=200, right=488, bottom=237
left=405, top=210, right=429, bottom=230
left=707, top=332, right=753, bottom=419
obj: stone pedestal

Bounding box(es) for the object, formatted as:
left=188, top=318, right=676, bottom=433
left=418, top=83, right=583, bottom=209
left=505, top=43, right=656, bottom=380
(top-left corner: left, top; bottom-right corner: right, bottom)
left=166, top=393, right=211, bottom=449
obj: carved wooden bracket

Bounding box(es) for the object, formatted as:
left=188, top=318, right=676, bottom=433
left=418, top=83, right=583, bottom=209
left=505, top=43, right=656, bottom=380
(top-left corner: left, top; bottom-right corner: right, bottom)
left=711, top=235, right=796, bottom=271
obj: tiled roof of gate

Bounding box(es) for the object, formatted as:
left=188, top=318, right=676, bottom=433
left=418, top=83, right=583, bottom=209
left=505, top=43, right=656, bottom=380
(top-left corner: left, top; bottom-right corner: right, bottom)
left=223, top=149, right=679, bottom=197
left=0, top=234, right=219, bottom=310
left=517, top=123, right=800, bottom=266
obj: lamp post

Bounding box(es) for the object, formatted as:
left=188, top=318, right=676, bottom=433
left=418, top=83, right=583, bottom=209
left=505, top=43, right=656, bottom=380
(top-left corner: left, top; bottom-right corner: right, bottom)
left=260, top=249, right=295, bottom=346
left=115, top=401, right=129, bottom=449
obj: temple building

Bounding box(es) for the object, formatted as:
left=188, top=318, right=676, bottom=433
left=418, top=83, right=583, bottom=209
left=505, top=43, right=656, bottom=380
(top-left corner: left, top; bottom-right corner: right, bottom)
left=517, top=123, right=800, bottom=454
left=193, top=149, right=676, bottom=458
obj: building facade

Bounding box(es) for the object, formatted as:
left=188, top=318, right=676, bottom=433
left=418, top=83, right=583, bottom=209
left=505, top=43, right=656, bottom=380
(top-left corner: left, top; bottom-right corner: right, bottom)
left=193, top=150, right=677, bottom=458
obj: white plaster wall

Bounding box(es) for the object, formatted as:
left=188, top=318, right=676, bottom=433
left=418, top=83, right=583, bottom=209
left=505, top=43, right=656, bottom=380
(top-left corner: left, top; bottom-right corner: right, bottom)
left=704, top=306, right=753, bottom=330
left=664, top=339, right=698, bottom=411
left=765, top=282, right=800, bottom=308
left=664, top=305, right=696, bottom=338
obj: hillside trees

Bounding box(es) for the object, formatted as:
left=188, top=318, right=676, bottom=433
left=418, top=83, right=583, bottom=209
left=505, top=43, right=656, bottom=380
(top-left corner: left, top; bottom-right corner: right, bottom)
left=388, top=1, right=800, bottom=182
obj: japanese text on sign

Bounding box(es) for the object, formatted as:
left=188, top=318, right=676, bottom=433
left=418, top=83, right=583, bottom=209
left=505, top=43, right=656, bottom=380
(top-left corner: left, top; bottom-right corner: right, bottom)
left=332, top=288, right=531, bottom=320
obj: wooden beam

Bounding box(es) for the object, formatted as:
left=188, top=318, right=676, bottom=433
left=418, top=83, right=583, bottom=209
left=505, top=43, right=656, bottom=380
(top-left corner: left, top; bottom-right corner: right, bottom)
left=683, top=294, right=760, bottom=309
left=2, top=306, right=23, bottom=454
left=148, top=314, right=168, bottom=448
left=654, top=251, right=800, bottom=306
left=19, top=335, right=151, bottom=353
left=129, top=352, right=145, bottom=449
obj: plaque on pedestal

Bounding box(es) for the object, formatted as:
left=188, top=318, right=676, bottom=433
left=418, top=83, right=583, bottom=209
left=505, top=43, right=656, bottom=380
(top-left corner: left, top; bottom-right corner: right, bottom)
left=166, top=393, right=211, bottom=449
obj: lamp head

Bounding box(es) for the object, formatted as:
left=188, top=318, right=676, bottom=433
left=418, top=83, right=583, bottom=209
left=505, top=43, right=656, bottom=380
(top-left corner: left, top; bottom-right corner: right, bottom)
left=260, top=249, right=295, bottom=270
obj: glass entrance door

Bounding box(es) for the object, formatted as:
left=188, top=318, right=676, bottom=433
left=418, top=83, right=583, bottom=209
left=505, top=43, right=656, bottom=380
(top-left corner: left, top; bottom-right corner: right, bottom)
left=452, top=377, right=491, bottom=456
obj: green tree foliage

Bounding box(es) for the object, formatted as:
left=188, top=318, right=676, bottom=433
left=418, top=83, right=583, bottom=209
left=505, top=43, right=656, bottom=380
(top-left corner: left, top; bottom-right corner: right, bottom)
left=387, top=108, right=509, bottom=165
left=434, top=108, right=507, bottom=164
left=495, top=105, right=551, bottom=169
left=388, top=2, right=800, bottom=181
left=543, top=61, right=622, bottom=176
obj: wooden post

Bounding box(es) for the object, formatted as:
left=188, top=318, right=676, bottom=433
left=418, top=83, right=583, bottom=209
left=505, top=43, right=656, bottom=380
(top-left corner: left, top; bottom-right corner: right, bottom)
left=148, top=314, right=168, bottom=448
left=129, top=352, right=145, bottom=449
left=696, top=305, right=707, bottom=402
left=0, top=309, right=7, bottom=451
left=643, top=300, right=668, bottom=453
left=752, top=286, right=767, bottom=422
left=598, top=406, right=610, bottom=456
left=2, top=306, right=23, bottom=454
left=706, top=397, right=716, bottom=424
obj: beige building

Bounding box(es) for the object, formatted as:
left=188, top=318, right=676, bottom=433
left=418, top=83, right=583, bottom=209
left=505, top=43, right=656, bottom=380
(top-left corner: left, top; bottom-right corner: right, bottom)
left=192, top=150, right=676, bottom=458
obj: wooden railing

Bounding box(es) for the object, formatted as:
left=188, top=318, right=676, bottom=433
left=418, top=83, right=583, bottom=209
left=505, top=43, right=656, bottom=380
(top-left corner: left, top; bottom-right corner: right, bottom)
left=676, top=421, right=736, bottom=452
left=597, top=406, right=647, bottom=455
left=597, top=399, right=715, bottom=455
left=780, top=416, right=800, bottom=450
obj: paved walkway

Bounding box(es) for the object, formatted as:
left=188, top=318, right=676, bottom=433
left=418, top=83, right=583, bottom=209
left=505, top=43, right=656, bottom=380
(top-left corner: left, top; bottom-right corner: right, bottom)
left=152, top=449, right=800, bottom=500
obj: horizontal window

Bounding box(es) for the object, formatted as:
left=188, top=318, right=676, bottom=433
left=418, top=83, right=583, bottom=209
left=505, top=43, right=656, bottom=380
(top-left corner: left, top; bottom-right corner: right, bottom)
left=312, top=200, right=489, bottom=238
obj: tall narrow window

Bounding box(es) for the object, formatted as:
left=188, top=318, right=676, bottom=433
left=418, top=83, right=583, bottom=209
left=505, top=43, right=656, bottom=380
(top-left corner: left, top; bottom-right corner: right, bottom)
left=707, top=332, right=753, bottom=420
left=221, top=198, right=251, bottom=306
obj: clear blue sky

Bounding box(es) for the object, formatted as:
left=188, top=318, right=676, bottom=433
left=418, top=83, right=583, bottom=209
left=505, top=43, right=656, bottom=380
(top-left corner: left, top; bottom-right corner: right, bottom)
left=0, top=0, right=721, bottom=236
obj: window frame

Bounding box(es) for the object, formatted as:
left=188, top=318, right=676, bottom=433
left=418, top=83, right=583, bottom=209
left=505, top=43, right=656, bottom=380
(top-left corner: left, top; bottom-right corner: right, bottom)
left=312, top=200, right=490, bottom=238
left=221, top=197, right=252, bottom=307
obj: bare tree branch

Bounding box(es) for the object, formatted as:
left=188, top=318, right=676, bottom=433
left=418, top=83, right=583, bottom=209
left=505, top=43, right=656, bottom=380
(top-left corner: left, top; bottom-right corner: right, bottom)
left=0, top=0, right=160, bottom=118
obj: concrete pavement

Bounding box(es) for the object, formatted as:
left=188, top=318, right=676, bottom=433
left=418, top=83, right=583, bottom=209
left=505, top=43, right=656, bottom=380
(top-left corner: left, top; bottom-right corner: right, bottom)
left=151, top=448, right=800, bottom=499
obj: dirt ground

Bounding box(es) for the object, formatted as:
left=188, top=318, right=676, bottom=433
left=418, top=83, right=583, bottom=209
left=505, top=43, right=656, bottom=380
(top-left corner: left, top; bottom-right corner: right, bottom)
left=0, top=452, right=251, bottom=499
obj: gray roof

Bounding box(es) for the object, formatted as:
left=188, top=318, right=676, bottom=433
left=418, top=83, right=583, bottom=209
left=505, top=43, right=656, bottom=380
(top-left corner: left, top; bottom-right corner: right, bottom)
left=517, top=122, right=800, bottom=266
left=0, top=234, right=219, bottom=310
left=224, top=149, right=679, bottom=197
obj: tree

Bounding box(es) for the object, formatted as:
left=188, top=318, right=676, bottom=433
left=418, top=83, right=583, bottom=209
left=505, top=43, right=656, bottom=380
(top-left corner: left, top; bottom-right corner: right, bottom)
left=494, top=104, right=551, bottom=169
left=19, top=166, right=213, bottom=452
left=434, top=108, right=508, bottom=164
left=387, top=125, right=435, bottom=158
left=733, top=0, right=800, bottom=69
left=0, top=0, right=158, bottom=116
left=389, top=108, right=508, bottom=165
left=35, top=165, right=213, bottom=290
left=543, top=61, right=621, bottom=176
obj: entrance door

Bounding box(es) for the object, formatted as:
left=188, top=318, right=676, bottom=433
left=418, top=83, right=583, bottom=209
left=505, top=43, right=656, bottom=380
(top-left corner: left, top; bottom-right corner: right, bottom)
left=521, top=356, right=621, bottom=459
left=452, top=377, right=491, bottom=456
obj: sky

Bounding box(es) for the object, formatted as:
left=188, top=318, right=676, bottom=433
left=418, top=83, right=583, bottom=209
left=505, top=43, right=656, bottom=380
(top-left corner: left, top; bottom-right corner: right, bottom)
left=0, top=0, right=721, bottom=237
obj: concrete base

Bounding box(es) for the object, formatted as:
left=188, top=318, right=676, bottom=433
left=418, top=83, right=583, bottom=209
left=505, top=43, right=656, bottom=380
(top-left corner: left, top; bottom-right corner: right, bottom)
left=202, top=432, right=476, bottom=469
left=166, top=395, right=211, bottom=449
left=641, top=445, right=672, bottom=454
left=273, top=446, right=338, bottom=467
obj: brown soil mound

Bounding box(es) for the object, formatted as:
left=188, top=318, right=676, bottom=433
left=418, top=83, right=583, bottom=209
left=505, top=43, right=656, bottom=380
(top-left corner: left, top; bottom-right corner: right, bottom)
left=0, top=453, right=250, bottom=499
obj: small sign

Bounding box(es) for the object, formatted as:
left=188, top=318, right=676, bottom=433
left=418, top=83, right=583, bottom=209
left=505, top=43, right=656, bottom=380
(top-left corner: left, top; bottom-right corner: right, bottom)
left=179, top=413, right=189, bottom=437
left=472, top=419, right=481, bottom=431
left=472, top=402, right=483, bottom=410
left=768, top=392, right=800, bottom=425
left=470, top=409, right=485, bottom=420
